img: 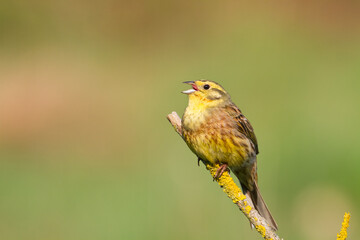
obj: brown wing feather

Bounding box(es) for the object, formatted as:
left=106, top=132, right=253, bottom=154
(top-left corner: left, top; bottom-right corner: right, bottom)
left=225, top=103, right=259, bottom=154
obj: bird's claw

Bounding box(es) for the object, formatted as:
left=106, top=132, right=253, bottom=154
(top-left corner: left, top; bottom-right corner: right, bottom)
left=213, top=164, right=230, bottom=181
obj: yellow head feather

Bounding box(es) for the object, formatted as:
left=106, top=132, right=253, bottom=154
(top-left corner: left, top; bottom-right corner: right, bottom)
left=183, top=80, right=230, bottom=110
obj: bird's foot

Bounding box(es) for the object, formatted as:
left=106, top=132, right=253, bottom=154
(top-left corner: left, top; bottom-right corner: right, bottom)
left=213, top=163, right=230, bottom=180
left=197, top=157, right=202, bottom=166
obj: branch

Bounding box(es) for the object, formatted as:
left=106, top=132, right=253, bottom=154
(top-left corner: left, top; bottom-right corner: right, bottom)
left=167, top=111, right=282, bottom=240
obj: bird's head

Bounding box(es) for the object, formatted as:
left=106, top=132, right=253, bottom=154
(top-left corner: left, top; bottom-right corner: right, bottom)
left=182, top=80, right=230, bottom=108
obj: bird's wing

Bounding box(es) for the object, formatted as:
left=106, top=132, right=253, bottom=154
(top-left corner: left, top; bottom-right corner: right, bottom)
left=225, top=103, right=259, bottom=154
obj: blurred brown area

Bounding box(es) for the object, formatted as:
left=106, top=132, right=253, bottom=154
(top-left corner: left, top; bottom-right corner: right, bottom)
left=0, top=1, right=359, bottom=240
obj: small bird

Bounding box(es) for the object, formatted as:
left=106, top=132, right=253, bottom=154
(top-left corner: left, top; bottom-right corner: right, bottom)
left=181, top=80, right=278, bottom=231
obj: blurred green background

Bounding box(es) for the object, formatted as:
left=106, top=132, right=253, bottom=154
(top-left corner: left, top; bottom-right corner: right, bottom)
left=0, top=1, right=359, bottom=239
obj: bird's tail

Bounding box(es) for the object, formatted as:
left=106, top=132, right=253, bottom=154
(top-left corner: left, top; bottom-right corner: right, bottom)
left=241, top=182, right=278, bottom=231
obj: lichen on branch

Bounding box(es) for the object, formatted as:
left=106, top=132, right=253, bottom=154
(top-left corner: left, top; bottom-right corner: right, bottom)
left=337, top=212, right=350, bottom=240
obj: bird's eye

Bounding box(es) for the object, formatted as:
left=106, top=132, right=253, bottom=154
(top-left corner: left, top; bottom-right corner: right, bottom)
left=203, top=84, right=210, bottom=90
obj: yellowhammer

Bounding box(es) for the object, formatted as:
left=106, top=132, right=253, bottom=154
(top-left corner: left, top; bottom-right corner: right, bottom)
left=181, top=80, right=278, bottom=231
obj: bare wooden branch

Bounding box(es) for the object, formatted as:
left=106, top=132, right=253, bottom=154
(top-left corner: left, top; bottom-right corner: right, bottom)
left=167, top=111, right=183, bottom=137
left=167, top=111, right=282, bottom=240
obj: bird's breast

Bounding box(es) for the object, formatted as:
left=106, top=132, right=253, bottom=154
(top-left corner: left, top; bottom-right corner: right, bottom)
left=182, top=107, right=254, bottom=167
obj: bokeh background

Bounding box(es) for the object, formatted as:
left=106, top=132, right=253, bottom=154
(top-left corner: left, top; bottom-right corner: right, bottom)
left=1, top=1, right=359, bottom=239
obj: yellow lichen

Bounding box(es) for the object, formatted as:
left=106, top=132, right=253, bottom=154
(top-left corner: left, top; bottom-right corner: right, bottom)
left=255, top=225, right=267, bottom=238
left=206, top=164, right=245, bottom=203
left=337, top=212, right=350, bottom=240
left=206, top=163, right=277, bottom=240
left=245, top=205, right=252, bottom=214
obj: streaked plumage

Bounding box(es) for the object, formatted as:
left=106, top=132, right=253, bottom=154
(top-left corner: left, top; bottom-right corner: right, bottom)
left=181, top=80, right=278, bottom=231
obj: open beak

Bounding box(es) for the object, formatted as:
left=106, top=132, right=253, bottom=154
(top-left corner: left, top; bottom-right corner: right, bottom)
left=182, top=81, right=199, bottom=94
